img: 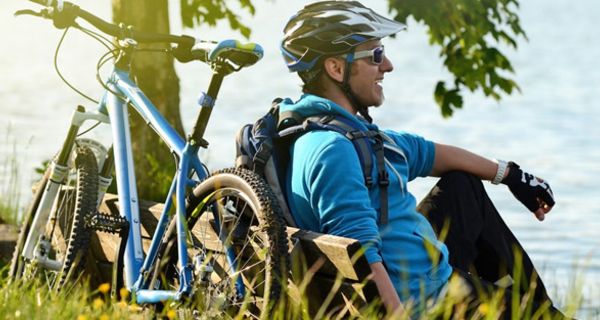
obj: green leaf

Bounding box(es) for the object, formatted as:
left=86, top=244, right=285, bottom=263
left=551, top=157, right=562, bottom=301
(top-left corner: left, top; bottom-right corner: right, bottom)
left=434, top=81, right=446, bottom=106
left=434, top=82, right=464, bottom=118
left=180, top=0, right=256, bottom=38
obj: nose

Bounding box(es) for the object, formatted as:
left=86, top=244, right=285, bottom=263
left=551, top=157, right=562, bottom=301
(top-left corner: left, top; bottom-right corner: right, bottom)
left=380, top=55, right=393, bottom=73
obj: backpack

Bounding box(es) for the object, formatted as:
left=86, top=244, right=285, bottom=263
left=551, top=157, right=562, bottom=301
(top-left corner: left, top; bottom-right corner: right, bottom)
left=235, top=98, right=389, bottom=226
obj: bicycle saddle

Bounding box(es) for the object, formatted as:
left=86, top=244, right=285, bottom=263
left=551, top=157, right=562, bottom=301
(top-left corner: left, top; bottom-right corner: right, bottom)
left=193, top=39, right=263, bottom=68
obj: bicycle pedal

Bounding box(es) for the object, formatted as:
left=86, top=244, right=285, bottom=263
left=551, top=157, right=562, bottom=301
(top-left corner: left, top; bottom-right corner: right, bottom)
left=86, top=212, right=129, bottom=234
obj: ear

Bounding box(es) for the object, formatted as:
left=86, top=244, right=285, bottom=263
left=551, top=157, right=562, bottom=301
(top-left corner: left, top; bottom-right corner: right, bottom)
left=322, top=57, right=345, bottom=83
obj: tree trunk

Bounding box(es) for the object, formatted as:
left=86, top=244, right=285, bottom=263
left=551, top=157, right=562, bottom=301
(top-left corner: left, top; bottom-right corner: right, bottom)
left=112, top=0, right=183, bottom=201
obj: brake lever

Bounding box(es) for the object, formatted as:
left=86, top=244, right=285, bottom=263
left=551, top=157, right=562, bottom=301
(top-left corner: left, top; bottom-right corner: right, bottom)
left=14, top=9, right=50, bottom=18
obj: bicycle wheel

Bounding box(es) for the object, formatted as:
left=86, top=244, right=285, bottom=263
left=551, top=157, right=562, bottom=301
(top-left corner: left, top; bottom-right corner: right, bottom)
left=151, top=167, right=289, bottom=318
left=9, top=145, right=99, bottom=290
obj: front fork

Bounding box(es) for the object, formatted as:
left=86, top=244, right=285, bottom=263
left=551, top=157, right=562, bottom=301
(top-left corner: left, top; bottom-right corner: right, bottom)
left=21, top=105, right=110, bottom=265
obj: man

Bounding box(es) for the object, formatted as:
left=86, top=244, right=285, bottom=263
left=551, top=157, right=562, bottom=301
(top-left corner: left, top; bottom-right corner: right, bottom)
left=279, top=0, right=566, bottom=317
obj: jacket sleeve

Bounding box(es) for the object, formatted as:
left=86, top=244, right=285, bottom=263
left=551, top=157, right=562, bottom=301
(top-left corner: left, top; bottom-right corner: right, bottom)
left=300, top=132, right=383, bottom=264
left=385, top=130, right=435, bottom=181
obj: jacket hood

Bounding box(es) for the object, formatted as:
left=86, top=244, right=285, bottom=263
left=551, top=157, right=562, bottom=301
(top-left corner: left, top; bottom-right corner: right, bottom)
left=279, top=94, right=378, bottom=131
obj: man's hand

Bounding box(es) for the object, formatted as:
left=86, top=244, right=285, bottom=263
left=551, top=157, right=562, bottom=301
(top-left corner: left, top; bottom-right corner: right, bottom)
left=369, top=262, right=404, bottom=316
left=502, top=162, right=555, bottom=221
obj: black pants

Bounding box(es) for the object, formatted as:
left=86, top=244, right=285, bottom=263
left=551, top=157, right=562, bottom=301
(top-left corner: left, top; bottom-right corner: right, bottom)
left=417, top=171, right=567, bottom=318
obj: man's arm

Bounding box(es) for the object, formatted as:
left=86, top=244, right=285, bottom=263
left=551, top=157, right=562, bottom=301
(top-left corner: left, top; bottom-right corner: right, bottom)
left=430, top=143, right=554, bottom=221
left=430, top=143, right=499, bottom=180
left=370, top=262, right=404, bottom=316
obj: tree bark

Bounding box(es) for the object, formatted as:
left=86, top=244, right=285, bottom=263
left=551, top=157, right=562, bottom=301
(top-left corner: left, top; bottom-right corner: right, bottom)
left=112, top=0, right=183, bottom=201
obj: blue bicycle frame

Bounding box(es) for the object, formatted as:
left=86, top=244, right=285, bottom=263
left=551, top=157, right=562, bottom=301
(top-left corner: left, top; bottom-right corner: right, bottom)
left=16, top=0, right=265, bottom=305
left=99, top=66, right=212, bottom=304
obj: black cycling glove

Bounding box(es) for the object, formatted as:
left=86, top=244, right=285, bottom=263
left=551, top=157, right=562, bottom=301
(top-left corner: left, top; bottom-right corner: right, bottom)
left=501, top=162, right=555, bottom=213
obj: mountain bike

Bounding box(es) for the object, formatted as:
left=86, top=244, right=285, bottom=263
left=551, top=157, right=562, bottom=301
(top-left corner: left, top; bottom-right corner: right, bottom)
left=9, top=0, right=289, bottom=316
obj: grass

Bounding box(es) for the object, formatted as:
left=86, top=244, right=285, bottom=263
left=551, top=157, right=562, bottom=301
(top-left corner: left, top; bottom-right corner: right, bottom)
left=0, top=254, right=593, bottom=320
left=0, top=273, right=160, bottom=320
left=0, top=127, right=22, bottom=225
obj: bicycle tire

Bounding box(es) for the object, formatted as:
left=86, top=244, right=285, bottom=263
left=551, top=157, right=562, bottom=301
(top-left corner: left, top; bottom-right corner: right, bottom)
left=9, top=145, right=99, bottom=290
left=151, top=167, right=289, bottom=317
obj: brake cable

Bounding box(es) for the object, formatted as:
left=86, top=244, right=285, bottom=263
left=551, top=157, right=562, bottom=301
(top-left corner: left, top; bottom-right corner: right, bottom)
left=53, top=27, right=99, bottom=104
left=48, top=9, right=185, bottom=137
left=78, top=25, right=115, bottom=56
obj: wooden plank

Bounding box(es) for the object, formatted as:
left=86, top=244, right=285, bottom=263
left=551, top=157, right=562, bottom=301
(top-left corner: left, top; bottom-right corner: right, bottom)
left=286, top=227, right=372, bottom=281
left=94, top=195, right=371, bottom=279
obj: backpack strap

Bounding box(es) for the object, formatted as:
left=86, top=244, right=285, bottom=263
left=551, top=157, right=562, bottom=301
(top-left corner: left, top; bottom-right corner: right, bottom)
left=263, top=156, right=298, bottom=228
left=372, top=134, right=389, bottom=224
left=250, top=99, right=282, bottom=176
left=235, top=123, right=253, bottom=169
left=299, top=115, right=390, bottom=225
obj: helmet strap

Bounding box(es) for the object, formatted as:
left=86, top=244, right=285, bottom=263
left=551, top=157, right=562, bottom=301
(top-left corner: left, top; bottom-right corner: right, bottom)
left=339, top=49, right=373, bottom=123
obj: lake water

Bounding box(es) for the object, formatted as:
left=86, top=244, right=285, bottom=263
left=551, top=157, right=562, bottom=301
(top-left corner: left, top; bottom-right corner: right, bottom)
left=1, top=0, right=598, bottom=317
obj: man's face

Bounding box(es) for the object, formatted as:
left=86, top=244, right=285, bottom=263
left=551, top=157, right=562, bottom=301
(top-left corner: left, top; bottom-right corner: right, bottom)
left=348, top=39, right=394, bottom=108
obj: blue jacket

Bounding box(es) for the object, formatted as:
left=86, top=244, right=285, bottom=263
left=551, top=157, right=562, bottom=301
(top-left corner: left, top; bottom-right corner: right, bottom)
left=281, top=94, right=452, bottom=302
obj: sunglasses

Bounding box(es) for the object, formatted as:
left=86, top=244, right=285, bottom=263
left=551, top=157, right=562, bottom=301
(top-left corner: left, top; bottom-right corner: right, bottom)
left=344, top=46, right=385, bottom=65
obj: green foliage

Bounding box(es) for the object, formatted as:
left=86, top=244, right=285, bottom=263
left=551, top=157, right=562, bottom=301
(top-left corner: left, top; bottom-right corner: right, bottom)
left=180, top=0, right=256, bottom=38
left=142, top=151, right=176, bottom=203
left=388, top=0, right=527, bottom=117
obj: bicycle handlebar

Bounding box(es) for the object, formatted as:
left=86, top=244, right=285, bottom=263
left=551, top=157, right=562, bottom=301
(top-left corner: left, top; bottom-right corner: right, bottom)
left=26, top=0, right=200, bottom=61
left=23, top=0, right=264, bottom=67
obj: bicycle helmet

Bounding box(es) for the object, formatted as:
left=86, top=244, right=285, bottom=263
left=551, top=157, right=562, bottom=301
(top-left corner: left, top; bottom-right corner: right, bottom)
left=281, top=1, right=406, bottom=122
